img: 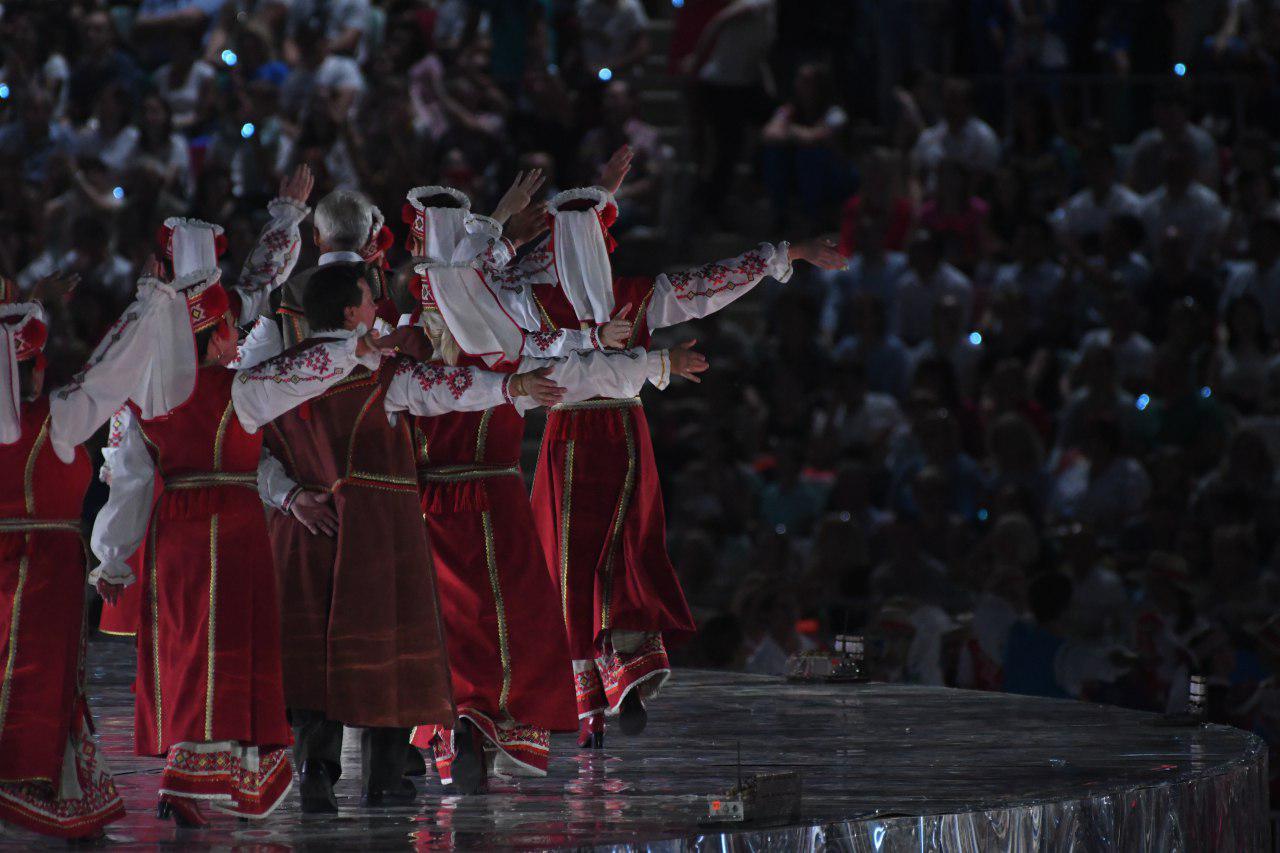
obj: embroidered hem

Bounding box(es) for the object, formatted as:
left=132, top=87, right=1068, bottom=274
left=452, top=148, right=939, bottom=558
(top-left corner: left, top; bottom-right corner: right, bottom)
left=0, top=725, right=124, bottom=839
left=418, top=710, right=550, bottom=784
left=158, top=742, right=292, bottom=819
left=598, top=633, right=671, bottom=714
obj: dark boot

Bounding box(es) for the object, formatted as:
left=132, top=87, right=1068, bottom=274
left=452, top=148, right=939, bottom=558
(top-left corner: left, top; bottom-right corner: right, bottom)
left=617, top=689, right=648, bottom=736
left=403, top=744, right=428, bottom=777
left=449, top=719, right=485, bottom=795
left=298, top=759, right=339, bottom=814
left=360, top=727, right=416, bottom=805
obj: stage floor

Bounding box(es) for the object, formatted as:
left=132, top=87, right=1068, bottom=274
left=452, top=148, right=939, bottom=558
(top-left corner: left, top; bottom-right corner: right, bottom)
left=0, top=638, right=1268, bottom=850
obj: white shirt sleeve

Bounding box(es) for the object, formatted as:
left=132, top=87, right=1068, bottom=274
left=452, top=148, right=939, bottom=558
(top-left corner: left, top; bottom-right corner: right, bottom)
left=520, top=325, right=601, bottom=357
left=383, top=359, right=511, bottom=417
left=234, top=196, right=310, bottom=323
left=231, top=335, right=364, bottom=434
left=645, top=242, right=793, bottom=332
left=88, top=408, right=153, bottom=588
left=257, top=447, right=300, bottom=511
left=48, top=285, right=176, bottom=464
left=512, top=348, right=670, bottom=414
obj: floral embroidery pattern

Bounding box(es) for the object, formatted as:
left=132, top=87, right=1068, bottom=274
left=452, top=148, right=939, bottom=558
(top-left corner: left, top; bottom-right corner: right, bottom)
left=407, top=362, right=475, bottom=400
left=668, top=250, right=770, bottom=302
left=239, top=344, right=341, bottom=384
left=529, top=329, right=565, bottom=351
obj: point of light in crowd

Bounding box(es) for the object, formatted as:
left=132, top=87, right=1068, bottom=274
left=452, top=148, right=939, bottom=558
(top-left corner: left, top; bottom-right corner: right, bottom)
left=1200, top=386, right=1212, bottom=398
left=1136, top=394, right=1151, bottom=411
left=1173, top=63, right=1187, bottom=77
left=240, top=122, right=255, bottom=139
left=0, top=84, right=8, bottom=99
left=598, top=67, right=613, bottom=82
left=672, top=0, right=684, bottom=7
left=968, top=331, right=982, bottom=346
left=977, top=508, right=989, bottom=522
left=112, top=186, right=125, bottom=200
left=222, top=49, right=238, bottom=67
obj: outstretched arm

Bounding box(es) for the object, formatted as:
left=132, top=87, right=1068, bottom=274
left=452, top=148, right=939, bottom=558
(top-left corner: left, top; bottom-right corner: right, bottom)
left=644, top=239, right=844, bottom=332
left=384, top=359, right=523, bottom=417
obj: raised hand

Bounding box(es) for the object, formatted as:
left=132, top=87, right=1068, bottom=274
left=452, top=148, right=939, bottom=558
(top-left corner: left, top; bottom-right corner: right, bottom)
left=505, top=201, right=550, bottom=248
left=279, top=164, right=315, bottom=204
left=291, top=490, right=338, bottom=537
left=669, top=339, right=709, bottom=383
left=511, top=366, right=566, bottom=407
left=598, top=302, right=633, bottom=349
left=790, top=239, right=847, bottom=270
left=493, top=169, right=547, bottom=224
left=599, top=145, right=633, bottom=194
left=30, top=270, right=80, bottom=304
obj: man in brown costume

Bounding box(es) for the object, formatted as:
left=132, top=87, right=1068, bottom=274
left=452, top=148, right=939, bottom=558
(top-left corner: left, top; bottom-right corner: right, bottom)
left=261, top=264, right=455, bottom=811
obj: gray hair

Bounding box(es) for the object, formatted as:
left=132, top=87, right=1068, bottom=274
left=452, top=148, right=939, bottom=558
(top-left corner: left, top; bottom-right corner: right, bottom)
left=313, top=189, right=374, bottom=251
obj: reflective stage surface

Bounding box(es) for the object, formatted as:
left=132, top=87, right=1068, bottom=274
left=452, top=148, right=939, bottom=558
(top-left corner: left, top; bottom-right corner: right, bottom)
left=0, top=639, right=1268, bottom=851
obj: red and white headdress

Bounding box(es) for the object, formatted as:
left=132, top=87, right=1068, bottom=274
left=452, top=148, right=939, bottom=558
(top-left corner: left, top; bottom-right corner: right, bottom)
left=135, top=219, right=234, bottom=416
left=404, top=186, right=472, bottom=262
left=546, top=187, right=618, bottom=324
left=0, top=301, right=49, bottom=444
left=361, top=205, right=395, bottom=270
left=414, top=237, right=525, bottom=368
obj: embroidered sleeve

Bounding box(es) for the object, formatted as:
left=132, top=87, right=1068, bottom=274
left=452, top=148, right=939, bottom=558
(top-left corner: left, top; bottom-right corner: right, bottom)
left=49, top=285, right=172, bottom=464
left=234, top=197, right=309, bottom=322
left=644, top=242, right=793, bottom=332
left=231, top=338, right=361, bottom=433
left=384, top=359, right=508, bottom=417
left=88, top=410, right=153, bottom=588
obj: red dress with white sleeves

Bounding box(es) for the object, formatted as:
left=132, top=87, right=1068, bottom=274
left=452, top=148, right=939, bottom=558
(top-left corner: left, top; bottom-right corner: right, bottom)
left=130, top=367, right=292, bottom=816
left=0, top=398, right=125, bottom=837
left=407, top=369, right=576, bottom=781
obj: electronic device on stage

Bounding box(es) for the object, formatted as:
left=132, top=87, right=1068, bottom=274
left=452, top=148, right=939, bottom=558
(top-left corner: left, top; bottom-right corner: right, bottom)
left=701, top=771, right=802, bottom=827
left=1152, top=674, right=1209, bottom=727
left=786, top=634, right=868, bottom=683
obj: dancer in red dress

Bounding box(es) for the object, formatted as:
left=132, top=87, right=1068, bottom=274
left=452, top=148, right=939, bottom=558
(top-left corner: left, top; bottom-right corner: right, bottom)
left=398, top=193, right=707, bottom=792
left=0, top=269, right=178, bottom=839
left=90, top=174, right=327, bottom=827
left=519, top=153, right=845, bottom=745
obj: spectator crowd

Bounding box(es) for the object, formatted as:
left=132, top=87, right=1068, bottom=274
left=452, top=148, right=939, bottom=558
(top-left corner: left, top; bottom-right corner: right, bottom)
left=0, top=0, right=1277, bottom=804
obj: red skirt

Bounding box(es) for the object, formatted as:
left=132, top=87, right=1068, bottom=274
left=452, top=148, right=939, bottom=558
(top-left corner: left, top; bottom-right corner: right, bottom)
left=135, top=484, right=291, bottom=756
left=412, top=471, right=576, bottom=742
left=0, top=527, right=88, bottom=782
left=0, top=526, right=125, bottom=838
left=530, top=402, right=695, bottom=660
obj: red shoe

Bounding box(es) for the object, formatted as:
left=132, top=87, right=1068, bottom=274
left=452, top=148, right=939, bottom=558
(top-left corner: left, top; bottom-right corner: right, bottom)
left=158, top=795, right=210, bottom=828
left=578, top=713, right=605, bottom=749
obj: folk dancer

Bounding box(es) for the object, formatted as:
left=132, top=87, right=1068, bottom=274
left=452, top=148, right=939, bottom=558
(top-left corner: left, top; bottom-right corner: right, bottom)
left=0, top=267, right=195, bottom=839
left=89, top=173, right=317, bottom=827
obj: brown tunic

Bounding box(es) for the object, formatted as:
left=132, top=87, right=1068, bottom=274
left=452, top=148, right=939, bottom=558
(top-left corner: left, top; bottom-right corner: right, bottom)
left=264, top=358, right=455, bottom=729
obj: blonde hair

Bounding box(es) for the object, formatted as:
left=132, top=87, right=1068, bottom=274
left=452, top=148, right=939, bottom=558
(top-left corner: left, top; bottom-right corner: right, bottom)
left=421, top=311, right=461, bottom=365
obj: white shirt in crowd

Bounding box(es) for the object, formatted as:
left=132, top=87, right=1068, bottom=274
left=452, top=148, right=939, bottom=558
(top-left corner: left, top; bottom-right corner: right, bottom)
left=577, top=0, right=649, bottom=70
left=696, top=0, right=776, bottom=88
left=892, top=263, right=973, bottom=347
left=1052, top=183, right=1143, bottom=243
left=1139, top=182, right=1229, bottom=264
left=911, top=116, right=1001, bottom=179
